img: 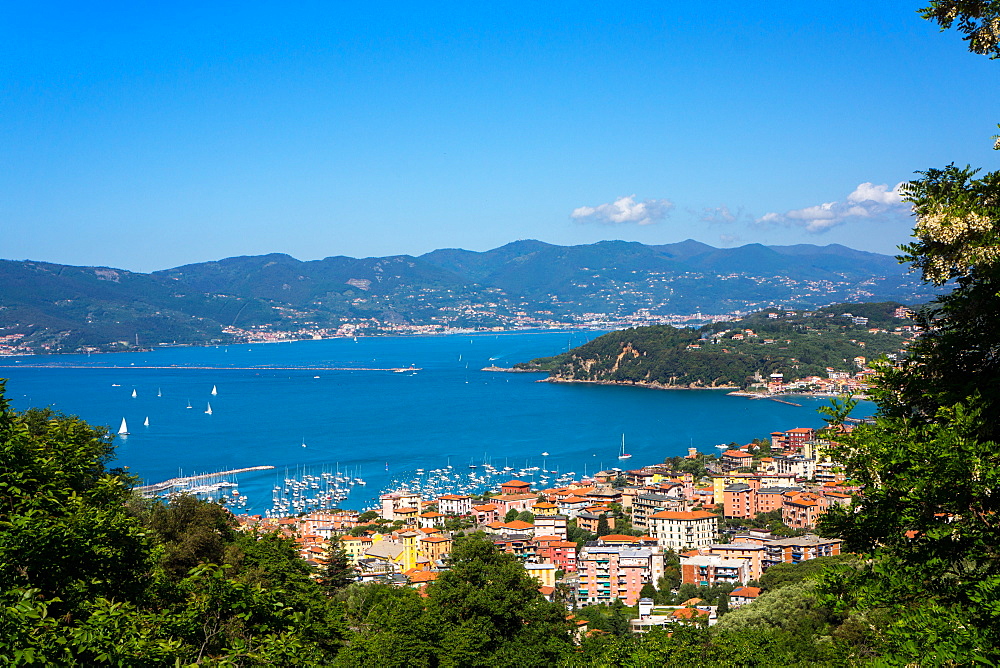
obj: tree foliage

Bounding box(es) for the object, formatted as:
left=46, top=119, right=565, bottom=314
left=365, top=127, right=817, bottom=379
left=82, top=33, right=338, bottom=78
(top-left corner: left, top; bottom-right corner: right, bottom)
left=920, top=0, right=1000, bottom=59
left=0, top=382, right=347, bottom=664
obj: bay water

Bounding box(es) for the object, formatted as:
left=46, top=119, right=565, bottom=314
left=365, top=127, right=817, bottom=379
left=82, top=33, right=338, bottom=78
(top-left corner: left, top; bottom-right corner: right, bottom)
left=0, top=331, right=867, bottom=513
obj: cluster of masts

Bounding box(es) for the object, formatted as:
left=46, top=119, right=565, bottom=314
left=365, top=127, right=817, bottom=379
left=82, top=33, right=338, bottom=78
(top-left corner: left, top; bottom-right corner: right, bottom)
left=375, top=456, right=578, bottom=508
left=264, top=465, right=367, bottom=518
left=157, top=472, right=248, bottom=509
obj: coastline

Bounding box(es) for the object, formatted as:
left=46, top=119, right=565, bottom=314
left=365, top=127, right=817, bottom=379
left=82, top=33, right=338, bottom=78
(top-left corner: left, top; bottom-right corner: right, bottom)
left=3, top=327, right=607, bottom=359
left=538, top=376, right=740, bottom=391
left=487, top=372, right=867, bottom=400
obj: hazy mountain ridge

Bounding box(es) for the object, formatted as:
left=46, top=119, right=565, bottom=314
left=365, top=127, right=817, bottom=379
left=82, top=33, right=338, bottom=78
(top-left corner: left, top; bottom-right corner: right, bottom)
left=0, top=240, right=940, bottom=353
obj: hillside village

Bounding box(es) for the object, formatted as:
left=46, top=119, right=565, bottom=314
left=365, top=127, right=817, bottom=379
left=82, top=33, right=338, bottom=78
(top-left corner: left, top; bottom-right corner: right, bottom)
left=237, top=421, right=852, bottom=630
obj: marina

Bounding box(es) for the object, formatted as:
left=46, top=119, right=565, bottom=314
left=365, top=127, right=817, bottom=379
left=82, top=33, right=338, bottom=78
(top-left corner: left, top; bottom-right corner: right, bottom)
left=1, top=331, right=862, bottom=516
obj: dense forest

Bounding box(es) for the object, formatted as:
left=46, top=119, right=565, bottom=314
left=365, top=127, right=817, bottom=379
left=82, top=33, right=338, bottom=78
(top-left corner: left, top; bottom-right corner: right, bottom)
left=515, top=302, right=916, bottom=388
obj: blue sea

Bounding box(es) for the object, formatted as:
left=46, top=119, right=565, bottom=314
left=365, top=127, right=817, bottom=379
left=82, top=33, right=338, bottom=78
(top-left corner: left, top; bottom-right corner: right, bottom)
left=0, top=331, right=869, bottom=513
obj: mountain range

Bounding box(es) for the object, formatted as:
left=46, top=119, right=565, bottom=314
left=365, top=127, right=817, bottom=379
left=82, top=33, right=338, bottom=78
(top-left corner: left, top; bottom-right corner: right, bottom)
left=0, top=239, right=940, bottom=353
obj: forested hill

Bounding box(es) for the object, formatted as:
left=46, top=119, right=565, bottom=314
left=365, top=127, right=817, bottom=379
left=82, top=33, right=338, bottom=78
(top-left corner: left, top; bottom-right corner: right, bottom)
left=0, top=240, right=941, bottom=353
left=514, top=302, right=917, bottom=388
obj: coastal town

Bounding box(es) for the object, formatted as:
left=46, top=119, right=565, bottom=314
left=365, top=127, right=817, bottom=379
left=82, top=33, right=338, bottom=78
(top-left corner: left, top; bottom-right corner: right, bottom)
left=232, top=421, right=853, bottom=630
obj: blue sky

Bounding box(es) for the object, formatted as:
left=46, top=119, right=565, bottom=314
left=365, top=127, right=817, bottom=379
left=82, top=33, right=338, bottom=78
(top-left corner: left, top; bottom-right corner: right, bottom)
left=1, top=2, right=996, bottom=272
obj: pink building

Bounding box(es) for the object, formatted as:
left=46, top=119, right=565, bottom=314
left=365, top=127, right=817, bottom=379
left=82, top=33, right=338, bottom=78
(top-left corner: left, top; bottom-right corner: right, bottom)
left=577, top=545, right=665, bottom=606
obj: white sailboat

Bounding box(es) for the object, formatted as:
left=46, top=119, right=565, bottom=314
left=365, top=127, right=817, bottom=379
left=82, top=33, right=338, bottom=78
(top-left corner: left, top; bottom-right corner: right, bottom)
left=131, top=389, right=137, bottom=398
left=118, top=418, right=129, bottom=437
left=157, top=388, right=162, bottom=398
left=211, top=385, right=218, bottom=396
left=186, top=399, right=192, bottom=409
left=205, top=402, right=213, bottom=415
left=143, top=416, right=149, bottom=427
left=617, top=433, right=632, bottom=460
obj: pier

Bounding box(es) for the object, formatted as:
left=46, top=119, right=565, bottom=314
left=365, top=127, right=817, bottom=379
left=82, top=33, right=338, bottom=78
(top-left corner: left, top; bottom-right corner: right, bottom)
left=766, top=397, right=803, bottom=407
left=137, top=465, right=275, bottom=495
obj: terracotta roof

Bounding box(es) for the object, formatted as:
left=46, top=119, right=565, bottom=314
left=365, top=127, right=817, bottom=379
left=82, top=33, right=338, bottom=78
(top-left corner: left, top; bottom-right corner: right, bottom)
left=730, top=586, right=762, bottom=598
left=503, top=520, right=535, bottom=530
left=502, top=479, right=530, bottom=486
left=599, top=534, right=641, bottom=543
left=548, top=541, right=577, bottom=549
left=722, top=449, right=753, bottom=458
left=473, top=503, right=499, bottom=512
left=672, top=607, right=709, bottom=619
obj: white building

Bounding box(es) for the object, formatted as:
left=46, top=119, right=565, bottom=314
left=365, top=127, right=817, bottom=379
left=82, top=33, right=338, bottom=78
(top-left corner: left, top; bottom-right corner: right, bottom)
left=648, top=510, right=718, bottom=552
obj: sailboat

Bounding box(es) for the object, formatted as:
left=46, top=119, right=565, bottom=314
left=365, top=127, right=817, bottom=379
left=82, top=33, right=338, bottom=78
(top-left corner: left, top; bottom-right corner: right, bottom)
left=157, top=388, right=162, bottom=398
left=143, top=416, right=149, bottom=427
left=617, top=433, right=632, bottom=460
left=211, top=385, right=218, bottom=396
left=131, top=389, right=137, bottom=398
left=205, top=402, right=213, bottom=415
left=186, top=399, right=192, bottom=409
left=118, top=418, right=129, bottom=437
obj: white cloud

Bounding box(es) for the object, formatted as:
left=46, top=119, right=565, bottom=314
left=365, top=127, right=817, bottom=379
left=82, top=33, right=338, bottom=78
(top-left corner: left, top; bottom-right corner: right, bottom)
left=847, top=182, right=905, bottom=205
left=571, top=195, right=674, bottom=226
left=758, top=181, right=909, bottom=233
left=697, top=204, right=753, bottom=225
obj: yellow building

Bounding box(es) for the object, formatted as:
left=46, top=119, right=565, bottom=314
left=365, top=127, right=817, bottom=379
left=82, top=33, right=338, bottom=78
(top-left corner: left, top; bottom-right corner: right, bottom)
left=398, top=530, right=421, bottom=572
left=395, top=506, right=420, bottom=526
left=525, top=562, right=557, bottom=588
left=531, top=501, right=559, bottom=516
left=419, top=535, right=453, bottom=564
left=340, top=534, right=380, bottom=565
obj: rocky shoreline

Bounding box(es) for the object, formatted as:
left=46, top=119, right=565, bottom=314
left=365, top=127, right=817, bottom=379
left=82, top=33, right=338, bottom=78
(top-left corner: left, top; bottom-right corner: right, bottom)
left=537, top=376, right=740, bottom=391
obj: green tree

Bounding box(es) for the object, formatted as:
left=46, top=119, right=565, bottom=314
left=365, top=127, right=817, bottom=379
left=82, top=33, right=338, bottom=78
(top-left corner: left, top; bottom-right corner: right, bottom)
left=595, top=513, right=611, bottom=537
left=809, top=15, right=1000, bottom=660
left=920, top=1, right=1000, bottom=59
left=0, top=382, right=347, bottom=664
left=503, top=507, right=519, bottom=523
left=0, top=395, right=154, bottom=610
left=716, top=592, right=730, bottom=618
left=143, top=493, right=237, bottom=580
left=322, top=544, right=357, bottom=593
left=426, top=536, right=574, bottom=666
